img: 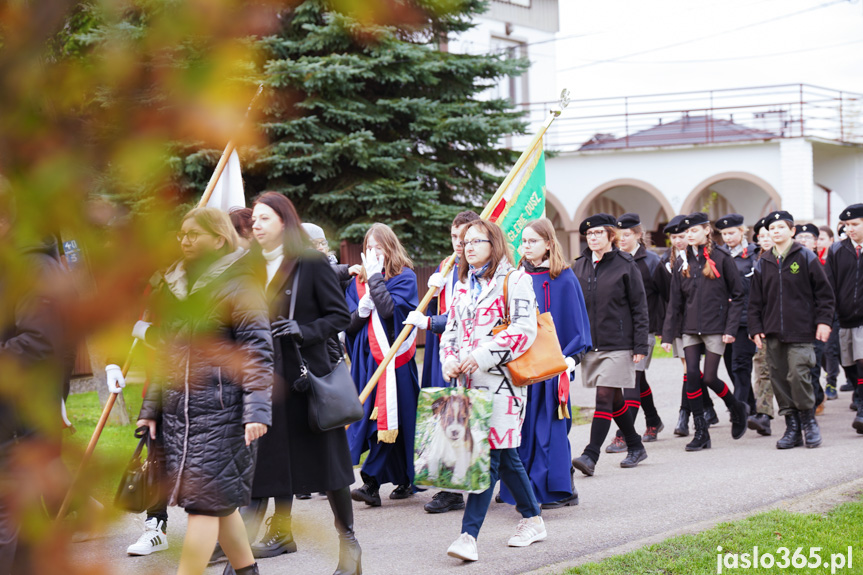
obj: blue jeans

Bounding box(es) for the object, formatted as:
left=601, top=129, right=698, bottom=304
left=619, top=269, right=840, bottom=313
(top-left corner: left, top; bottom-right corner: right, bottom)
left=461, top=448, right=541, bottom=539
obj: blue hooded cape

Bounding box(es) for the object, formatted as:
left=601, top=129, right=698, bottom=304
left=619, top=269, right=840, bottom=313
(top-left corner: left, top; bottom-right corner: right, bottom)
left=501, top=266, right=591, bottom=504
left=345, top=269, right=420, bottom=486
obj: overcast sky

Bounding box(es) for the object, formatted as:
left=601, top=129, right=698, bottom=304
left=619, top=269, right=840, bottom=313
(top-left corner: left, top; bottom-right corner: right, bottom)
left=554, top=0, right=863, bottom=100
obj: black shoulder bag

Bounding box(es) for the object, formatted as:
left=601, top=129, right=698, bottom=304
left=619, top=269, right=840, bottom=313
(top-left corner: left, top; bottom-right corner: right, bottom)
left=287, top=268, right=363, bottom=433
left=115, top=426, right=163, bottom=513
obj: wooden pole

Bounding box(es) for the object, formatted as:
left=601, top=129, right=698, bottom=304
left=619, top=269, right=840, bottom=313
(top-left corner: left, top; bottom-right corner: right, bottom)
left=355, top=100, right=567, bottom=407
left=56, top=339, right=139, bottom=520
left=198, top=84, right=264, bottom=209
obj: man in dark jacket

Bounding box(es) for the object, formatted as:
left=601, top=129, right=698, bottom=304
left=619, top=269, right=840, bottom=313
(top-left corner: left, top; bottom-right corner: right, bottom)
left=825, top=203, right=863, bottom=433
left=749, top=211, right=834, bottom=450
left=0, top=192, right=72, bottom=573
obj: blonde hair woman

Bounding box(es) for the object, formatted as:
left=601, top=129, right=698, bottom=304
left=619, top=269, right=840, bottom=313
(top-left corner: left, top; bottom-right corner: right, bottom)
left=136, top=207, right=273, bottom=575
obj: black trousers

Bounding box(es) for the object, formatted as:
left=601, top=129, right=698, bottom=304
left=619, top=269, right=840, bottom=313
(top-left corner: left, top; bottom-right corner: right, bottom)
left=811, top=339, right=826, bottom=407
left=723, top=326, right=757, bottom=412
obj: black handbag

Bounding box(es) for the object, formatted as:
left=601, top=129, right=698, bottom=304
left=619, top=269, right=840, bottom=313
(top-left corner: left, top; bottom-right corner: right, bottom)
left=114, top=426, right=163, bottom=513
left=286, top=269, right=363, bottom=433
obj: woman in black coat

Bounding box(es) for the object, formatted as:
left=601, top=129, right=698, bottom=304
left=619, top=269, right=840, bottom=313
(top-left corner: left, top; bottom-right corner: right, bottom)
left=570, top=213, right=650, bottom=476
left=661, top=212, right=749, bottom=452
left=245, top=192, right=360, bottom=575
left=137, top=207, right=274, bottom=575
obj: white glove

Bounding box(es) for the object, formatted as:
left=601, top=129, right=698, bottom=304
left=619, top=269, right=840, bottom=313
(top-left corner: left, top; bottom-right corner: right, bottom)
left=105, top=364, right=125, bottom=394
left=132, top=320, right=151, bottom=343
left=427, top=272, right=446, bottom=290
left=357, top=294, right=375, bottom=318
left=361, top=248, right=384, bottom=278
left=403, top=310, right=430, bottom=330
left=565, top=356, right=576, bottom=372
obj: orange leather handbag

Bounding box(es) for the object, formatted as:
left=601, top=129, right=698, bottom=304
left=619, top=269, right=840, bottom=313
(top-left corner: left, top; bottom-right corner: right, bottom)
left=491, top=271, right=568, bottom=386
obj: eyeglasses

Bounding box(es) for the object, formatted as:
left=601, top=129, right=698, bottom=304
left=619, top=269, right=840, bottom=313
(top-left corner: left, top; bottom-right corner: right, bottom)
left=177, top=230, right=212, bottom=243
left=312, top=239, right=328, bottom=249
left=463, top=239, right=491, bottom=248
left=521, top=238, right=542, bottom=246
left=584, top=230, right=605, bottom=238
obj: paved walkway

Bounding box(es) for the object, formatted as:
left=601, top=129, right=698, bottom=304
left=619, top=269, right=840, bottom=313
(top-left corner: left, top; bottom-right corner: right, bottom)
left=70, top=358, right=863, bottom=574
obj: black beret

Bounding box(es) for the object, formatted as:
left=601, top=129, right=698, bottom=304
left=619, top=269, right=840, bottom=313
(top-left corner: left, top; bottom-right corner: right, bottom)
left=616, top=212, right=641, bottom=229
left=579, top=213, right=617, bottom=235
left=764, top=210, right=794, bottom=228
left=677, top=212, right=710, bottom=232
left=794, top=223, right=817, bottom=238
left=839, top=203, right=863, bottom=221
left=664, top=215, right=686, bottom=234
left=753, top=217, right=768, bottom=236
left=714, top=213, right=744, bottom=230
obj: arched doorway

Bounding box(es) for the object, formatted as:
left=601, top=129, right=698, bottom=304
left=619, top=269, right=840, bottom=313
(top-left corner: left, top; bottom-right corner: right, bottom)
left=545, top=190, right=576, bottom=260
left=575, top=179, right=675, bottom=250
left=682, top=172, right=780, bottom=224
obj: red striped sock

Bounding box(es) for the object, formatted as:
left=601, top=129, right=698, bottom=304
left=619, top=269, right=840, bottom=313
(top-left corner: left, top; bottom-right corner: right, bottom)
left=686, top=389, right=703, bottom=399
left=717, top=384, right=730, bottom=398
left=640, top=388, right=652, bottom=398
left=611, top=405, right=628, bottom=418
left=593, top=410, right=613, bottom=421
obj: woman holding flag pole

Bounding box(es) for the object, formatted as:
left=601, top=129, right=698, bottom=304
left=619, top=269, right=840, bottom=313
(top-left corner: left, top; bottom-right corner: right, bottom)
left=498, top=217, right=590, bottom=509
left=345, top=224, right=421, bottom=507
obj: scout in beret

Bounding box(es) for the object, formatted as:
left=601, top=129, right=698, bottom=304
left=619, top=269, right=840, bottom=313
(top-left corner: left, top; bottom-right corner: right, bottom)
left=661, top=212, right=749, bottom=451
left=750, top=209, right=834, bottom=449
left=827, top=203, right=863, bottom=432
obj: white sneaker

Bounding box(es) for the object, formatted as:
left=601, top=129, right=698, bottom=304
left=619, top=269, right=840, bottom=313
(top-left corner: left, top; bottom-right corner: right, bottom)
left=447, top=532, right=478, bottom=561
left=126, top=517, right=168, bottom=556
left=507, top=516, right=546, bottom=547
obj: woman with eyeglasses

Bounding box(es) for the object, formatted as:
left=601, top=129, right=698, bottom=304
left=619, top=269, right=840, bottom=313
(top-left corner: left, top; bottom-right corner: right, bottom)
left=570, top=214, right=649, bottom=477
left=135, top=207, right=274, bottom=575
left=439, top=219, right=543, bottom=562
left=344, top=223, right=420, bottom=509
left=497, top=218, right=590, bottom=511
left=661, top=212, right=748, bottom=452
left=239, top=192, right=359, bottom=575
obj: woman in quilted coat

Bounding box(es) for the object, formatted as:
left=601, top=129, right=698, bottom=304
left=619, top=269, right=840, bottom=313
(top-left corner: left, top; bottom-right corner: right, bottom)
left=438, top=219, right=543, bottom=563
left=137, top=207, right=273, bottom=575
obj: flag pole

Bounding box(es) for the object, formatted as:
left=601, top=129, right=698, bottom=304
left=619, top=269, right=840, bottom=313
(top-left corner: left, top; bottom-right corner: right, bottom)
left=56, top=84, right=265, bottom=522
left=198, top=84, right=264, bottom=208
left=355, top=90, right=570, bottom=407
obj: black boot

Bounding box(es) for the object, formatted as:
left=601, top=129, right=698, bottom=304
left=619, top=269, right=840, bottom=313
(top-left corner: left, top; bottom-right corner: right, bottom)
left=674, top=409, right=690, bottom=437
left=685, top=415, right=711, bottom=451
left=541, top=467, right=579, bottom=509
left=776, top=412, right=803, bottom=449
left=328, top=487, right=362, bottom=575
left=234, top=563, right=259, bottom=575
left=251, top=514, right=297, bottom=559
left=704, top=405, right=720, bottom=426
left=424, top=491, right=465, bottom=514
left=351, top=472, right=381, bottom=507
left=571, top=454, right=596, bottom=477
left=747, top=413, right=772, bottom=436
left=799, top=409, right=822, bottom=448
left=853, top=403, right=863, bottom=434
left=729, top=400, right=749, bottom=440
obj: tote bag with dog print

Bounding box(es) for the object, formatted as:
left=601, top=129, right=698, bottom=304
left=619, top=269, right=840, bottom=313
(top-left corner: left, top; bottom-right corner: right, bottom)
left=414, top=386, right=492, bottom=494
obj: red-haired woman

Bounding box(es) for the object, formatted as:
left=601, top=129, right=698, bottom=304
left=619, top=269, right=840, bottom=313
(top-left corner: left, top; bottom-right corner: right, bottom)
left=661, top=212, right=749, bottom=451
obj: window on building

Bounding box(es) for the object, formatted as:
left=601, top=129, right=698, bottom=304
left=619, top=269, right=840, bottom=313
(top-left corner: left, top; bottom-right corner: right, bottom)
left=489, top=36, right=528, bottom=107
